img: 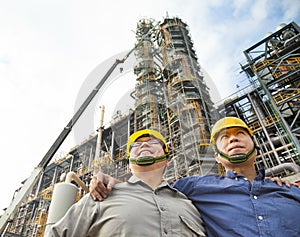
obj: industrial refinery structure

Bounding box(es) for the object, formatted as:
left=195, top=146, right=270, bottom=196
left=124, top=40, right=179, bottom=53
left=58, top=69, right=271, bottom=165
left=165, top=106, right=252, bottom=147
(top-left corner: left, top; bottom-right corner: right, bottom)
left=1, top=16, right=299, bottom=236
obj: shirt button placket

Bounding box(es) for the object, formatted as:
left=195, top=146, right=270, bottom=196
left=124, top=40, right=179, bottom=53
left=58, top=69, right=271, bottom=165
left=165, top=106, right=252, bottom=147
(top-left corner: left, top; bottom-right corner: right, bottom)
left=160, top=205, right=169, bottom=236
left=155, top=191, right=169, bottom=236
left=253, top=195, right=263, bottom=222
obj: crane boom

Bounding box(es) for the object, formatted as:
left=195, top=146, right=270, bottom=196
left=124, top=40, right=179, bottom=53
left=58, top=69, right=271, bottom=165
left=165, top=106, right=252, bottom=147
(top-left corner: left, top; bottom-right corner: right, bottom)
left=0, top=58, right=125, bottom=234
left=0, top=21, right=159, bottom=234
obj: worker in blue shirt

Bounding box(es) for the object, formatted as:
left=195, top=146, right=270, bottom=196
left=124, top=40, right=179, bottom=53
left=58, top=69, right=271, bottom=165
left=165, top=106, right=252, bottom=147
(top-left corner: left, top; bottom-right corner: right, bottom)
left=90, top=117, right=300, bottom=237
left=172, top=117, right=300, bottom=237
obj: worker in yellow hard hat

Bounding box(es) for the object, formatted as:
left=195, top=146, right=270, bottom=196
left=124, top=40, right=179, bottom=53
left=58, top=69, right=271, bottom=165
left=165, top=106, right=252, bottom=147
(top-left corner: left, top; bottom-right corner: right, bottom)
left=210, top=116, right=257, bottom=164
left=47, top=129, right=206, bottom=237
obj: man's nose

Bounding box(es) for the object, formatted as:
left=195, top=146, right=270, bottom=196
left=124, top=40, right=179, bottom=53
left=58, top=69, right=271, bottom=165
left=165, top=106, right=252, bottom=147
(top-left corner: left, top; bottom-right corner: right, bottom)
left=140, top=141, right=151, bottom=147
left=228, top=135, right=238, bottom=143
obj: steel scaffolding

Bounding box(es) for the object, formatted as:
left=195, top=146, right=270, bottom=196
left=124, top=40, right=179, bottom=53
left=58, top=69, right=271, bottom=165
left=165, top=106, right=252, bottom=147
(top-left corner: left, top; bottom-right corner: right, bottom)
left=221, top=21, right=300, bottom=179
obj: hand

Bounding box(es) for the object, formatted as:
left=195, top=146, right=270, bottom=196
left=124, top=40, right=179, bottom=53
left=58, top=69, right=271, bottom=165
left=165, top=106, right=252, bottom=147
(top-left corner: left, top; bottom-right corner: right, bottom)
left=266, top=176, right=296, bottom=188
left=89, top=172, right=121, bottom=201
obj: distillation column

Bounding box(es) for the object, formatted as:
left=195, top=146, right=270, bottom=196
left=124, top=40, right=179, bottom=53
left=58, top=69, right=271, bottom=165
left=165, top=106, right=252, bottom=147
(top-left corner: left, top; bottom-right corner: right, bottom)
left=133, top=18, right=168, bottom=134
left=156, top=17, right=216, bottom=178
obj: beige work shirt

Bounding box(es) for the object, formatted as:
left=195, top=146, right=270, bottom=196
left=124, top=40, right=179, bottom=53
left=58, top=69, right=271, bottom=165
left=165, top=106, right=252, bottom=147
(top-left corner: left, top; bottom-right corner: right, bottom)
left=46, top=175, right=206, bottom=237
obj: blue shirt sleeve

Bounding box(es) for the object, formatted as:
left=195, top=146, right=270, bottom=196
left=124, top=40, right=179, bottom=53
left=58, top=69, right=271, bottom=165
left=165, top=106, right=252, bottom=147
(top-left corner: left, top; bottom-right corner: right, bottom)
left=172, top=177, right=196, bottom=197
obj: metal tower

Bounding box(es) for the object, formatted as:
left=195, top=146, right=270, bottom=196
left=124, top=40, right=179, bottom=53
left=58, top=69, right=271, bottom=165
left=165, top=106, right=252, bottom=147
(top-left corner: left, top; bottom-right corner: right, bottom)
left=220, top=21, right=300, bottom=179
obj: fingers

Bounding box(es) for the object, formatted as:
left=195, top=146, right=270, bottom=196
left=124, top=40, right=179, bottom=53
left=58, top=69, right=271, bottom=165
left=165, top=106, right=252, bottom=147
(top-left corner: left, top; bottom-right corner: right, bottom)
left=96, top=179, right=109, bottom=198
left=274, top=177, right=291, bottom=188
left=267, top=177, right=293, bottom=188
left=107, top=177, right=118, bottom=191
left=89, top=172, right=121, bottom=201
left=89, top=175, right=109, bottom=201
left=272, top=177, right=283, bottom=187
left=266, top=176, right=299, bottom=188
left=283, top=180, right=291, bottom=188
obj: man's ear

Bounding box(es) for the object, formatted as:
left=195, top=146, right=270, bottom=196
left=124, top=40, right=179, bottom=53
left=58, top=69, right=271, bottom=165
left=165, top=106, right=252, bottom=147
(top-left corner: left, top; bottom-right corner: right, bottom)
left=214, top=153, right=222, bottom=164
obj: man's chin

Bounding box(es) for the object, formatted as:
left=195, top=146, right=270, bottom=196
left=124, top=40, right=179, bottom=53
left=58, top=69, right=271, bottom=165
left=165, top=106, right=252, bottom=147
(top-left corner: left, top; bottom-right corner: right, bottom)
left=228, top=148, right=245, bottom=155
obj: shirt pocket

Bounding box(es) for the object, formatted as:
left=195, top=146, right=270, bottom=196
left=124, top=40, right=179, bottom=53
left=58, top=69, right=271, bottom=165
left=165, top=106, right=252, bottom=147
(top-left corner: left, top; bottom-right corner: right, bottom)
left=179, top=215, right=206, bottom=237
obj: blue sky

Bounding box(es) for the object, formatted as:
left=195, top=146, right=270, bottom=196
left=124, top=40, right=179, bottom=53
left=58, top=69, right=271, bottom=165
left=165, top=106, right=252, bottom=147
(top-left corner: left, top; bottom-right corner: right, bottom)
left=0, top=0, right=299, bottom=213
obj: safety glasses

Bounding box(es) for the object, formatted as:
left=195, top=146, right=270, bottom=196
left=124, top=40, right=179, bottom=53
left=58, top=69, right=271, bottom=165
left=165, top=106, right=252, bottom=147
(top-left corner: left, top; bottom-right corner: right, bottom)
left=130, top=139, right=162, bottom=148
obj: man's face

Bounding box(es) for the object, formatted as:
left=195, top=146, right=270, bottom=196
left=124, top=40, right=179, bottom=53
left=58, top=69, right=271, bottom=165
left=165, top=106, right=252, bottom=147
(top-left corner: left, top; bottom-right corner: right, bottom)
left=129, top=136, right=165, bottom=158
left=129, top=136, right=167, bottom=172
left=215, top=127, right=254, bottom=157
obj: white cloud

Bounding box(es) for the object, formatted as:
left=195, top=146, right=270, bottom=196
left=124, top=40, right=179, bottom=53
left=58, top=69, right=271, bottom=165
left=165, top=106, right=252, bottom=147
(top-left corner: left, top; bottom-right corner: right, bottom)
left=250, top=0, right=269, bottom=21
left=281, top=0, right=300, bottom=21
left=233, top=0, right=250, bottom=16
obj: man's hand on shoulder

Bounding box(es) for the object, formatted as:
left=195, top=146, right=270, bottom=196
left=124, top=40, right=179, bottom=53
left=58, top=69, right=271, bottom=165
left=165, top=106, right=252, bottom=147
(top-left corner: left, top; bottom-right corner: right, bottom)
left=89, top=172, right=121, bottom=201
left=265, top=176, right=298, bottom=188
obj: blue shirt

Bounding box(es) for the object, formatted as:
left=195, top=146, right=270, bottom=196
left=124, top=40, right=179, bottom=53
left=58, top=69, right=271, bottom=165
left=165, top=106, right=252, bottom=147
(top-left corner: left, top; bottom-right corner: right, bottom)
left=173, top=169, right=300, bottom=237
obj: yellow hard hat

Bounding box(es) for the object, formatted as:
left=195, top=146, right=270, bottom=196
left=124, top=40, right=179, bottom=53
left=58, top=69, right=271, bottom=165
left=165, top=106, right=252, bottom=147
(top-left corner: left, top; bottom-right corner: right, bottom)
left=126, top=129, right=168, bottom=157
left=210, top=117, right=253, bottom=144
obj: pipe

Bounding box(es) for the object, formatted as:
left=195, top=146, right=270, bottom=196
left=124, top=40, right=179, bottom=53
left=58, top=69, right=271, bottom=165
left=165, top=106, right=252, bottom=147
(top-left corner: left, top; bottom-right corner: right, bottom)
left=247, top=93, right=281, bottom=163
left=44, top=172, right=88, bottom=235
left=94, top=105, right=105, bottom=162
left=256, top=143, right=293, bottom=158
left=44, top=182, right=78, bottom=235
left=65, top=171, right=89, bottom=193
left=265, top=162, right=300, bottom=176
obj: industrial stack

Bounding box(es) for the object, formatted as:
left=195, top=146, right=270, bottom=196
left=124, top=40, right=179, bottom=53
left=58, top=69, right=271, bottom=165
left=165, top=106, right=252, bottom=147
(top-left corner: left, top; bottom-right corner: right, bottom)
left=1, top=17, right=300, bottom=237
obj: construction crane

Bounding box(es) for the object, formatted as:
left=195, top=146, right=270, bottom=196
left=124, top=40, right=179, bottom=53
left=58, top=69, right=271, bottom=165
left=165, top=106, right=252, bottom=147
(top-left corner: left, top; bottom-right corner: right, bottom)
left=0, top=22, right=159, bottom=234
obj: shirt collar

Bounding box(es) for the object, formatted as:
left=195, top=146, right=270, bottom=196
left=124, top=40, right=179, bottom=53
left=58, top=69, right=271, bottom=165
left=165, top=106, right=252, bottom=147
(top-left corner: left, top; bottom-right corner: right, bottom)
left=128, top=175, right=169, bottom=188
left=255, top=169, right=265, bottom=180
left=225, top=169, right=265, bottom=180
